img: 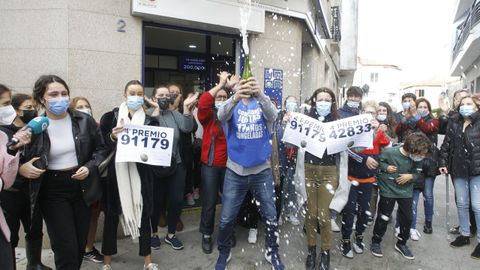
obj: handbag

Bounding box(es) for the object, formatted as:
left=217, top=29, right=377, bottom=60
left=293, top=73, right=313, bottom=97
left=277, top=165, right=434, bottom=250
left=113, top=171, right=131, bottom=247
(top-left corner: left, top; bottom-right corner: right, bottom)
left=151, top=157, right=177, bottom=178
left=98, top=151, right=115, bottom=178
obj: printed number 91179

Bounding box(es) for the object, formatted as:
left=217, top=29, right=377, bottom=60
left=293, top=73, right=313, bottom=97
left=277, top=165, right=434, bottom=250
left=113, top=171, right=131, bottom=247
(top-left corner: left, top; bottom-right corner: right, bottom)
left=121, top=134, right=169, bottom=149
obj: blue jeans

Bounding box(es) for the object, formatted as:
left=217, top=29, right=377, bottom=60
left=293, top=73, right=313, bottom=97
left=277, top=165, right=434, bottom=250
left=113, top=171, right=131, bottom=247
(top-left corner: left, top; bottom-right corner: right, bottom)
left=217, top=168, right=279, bottom=255
left=453, top=176, right=480, bottom=241
left=341, top=182, right=373, bottom=238
left=411, top=177, right=435, bottom=229
left=199, top=164, right=226, bottom=235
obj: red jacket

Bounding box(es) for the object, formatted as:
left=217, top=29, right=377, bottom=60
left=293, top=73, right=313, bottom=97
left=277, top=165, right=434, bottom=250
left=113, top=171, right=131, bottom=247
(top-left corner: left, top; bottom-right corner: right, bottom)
left=197, top=92, right=227, bottom=167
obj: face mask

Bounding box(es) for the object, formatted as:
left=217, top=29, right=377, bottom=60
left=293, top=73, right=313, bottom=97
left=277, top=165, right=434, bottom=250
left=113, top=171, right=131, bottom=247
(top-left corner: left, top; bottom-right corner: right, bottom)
left=0, top=105, right=17, bottom=125
left=417, top=109, right=429, bottom=118
left=402, top=102, right=410, bottom=111
left=126, top=96, right=144, bottom=111
left=285, top=101, right=297, bottom=112
left=214, top=101, right=225, bottom=110
left=347, top=100, right=360, bottom=109
left=20, top=109, right=37, bottom=123
left=46, top=97, right=70, bottom=115
left=169, top=94, right=178, bottom=104
left=157, top=98, right=170, bottom=110
left=459, top=105, right=475, bottom=117
left=77, top=108, right=92, bottom=116
left=377, top=114, right=387, bottom=121
left=410, top=155, right=424, bottom=162
left=316, top=101, right=332, bottom=117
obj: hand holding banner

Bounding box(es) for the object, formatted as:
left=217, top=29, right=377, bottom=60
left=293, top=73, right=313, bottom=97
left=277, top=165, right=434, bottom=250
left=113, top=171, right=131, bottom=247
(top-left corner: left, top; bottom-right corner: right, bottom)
left=281, top=113, right=374, bottom=157
left=115, top=124, right=174, bottom=166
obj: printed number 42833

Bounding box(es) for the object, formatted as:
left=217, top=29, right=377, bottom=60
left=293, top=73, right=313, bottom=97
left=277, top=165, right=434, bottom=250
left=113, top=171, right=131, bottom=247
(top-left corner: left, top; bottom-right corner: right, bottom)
left=290, top=120, right=371, bottom=141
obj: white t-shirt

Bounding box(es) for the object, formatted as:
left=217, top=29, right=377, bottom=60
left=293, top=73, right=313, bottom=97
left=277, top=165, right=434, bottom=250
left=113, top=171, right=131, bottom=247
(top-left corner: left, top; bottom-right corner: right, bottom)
left=47, top=114, right=79, bottom=170
left=193, top=107, right=203, bottom=139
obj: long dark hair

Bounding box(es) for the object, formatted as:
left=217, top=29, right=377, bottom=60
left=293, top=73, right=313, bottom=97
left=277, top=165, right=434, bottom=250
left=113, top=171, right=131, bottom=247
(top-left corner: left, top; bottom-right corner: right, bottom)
left=0, top=84, right=12, bottom=99
left=378, top=101, right=397, bottom=139
left=308, top=87, right=339, bottom=120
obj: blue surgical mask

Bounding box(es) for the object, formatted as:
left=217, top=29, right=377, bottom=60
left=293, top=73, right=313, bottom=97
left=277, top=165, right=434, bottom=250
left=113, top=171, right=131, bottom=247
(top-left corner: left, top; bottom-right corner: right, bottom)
left=347, top=100, right=360, bottom=109
left=410, top=155, right=424, bottom=162
left=214, top=101, right=225, bottom=110
left=402, top=102, right=410, bottom=111
left=377, top=114, right=387, bottom=121
left=316, top=101, right=332, bottom=117
left=127, top=96, right=144, bottom=111
left=47, top=97, right=70, bottom=115
left=417, top=109, right=429, bottom=118
left=285, top=101, right=297, bottom=112
left=459, top=105, right=475, bottom=117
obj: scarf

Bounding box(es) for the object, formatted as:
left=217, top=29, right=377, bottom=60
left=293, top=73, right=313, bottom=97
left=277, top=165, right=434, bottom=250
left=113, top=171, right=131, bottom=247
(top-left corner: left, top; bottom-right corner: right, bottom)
left=115, top=102, right=145, bottom=239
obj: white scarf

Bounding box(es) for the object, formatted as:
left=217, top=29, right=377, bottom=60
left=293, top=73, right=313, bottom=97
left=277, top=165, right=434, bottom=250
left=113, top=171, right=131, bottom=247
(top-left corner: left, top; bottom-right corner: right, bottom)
left=115, top=102, right=145, bottom=239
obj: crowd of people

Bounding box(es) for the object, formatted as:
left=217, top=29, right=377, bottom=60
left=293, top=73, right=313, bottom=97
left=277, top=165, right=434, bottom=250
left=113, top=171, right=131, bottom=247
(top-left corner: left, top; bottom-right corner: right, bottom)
left=0, top=72, right=479, bottom=270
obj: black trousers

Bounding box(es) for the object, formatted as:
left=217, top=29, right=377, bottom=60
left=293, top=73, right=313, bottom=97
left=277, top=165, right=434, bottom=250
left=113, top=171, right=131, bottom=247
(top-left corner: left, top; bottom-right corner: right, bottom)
left=40, top=170, right=90, bottom=270
left=0, top=190, right=44, bottom=247
left=101, top=211, right=151, bottom=257
left=372, top=196, right=412, bottom=245
left=152, top=163, right=186, bottom=234
left=0, top=232, right=14, bottom=270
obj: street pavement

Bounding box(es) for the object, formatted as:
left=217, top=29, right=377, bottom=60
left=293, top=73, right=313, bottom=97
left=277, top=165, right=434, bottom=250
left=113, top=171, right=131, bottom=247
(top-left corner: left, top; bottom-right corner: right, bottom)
left=15, top=173, right=479, bottom=270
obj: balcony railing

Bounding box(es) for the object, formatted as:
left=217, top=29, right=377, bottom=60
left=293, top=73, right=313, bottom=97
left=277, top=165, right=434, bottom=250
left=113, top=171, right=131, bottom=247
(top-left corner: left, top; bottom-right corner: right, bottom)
left=453, top=1, right=480, bottom=61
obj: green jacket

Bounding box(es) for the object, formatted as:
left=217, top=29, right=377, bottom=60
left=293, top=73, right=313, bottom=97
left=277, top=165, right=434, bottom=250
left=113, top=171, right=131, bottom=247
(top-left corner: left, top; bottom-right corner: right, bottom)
left=377, top=146, right=423, bottom=198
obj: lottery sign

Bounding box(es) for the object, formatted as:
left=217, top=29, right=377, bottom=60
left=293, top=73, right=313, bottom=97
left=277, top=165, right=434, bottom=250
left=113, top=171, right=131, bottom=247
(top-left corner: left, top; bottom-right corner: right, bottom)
left=282, top=113, right=374, bottom=157
left=115, top=124, right=174, bottom=166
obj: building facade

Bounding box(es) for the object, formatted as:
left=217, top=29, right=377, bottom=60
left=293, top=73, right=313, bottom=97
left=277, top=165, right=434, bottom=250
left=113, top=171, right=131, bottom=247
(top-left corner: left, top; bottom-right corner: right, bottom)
left=451, top=0, right=480, bottom=93
left=0, top=0, right=359, bottom=116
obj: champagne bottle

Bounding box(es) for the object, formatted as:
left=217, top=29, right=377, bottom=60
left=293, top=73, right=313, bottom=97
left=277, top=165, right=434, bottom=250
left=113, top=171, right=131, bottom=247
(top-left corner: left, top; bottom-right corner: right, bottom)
left=242, top=54, right=252, bottom=80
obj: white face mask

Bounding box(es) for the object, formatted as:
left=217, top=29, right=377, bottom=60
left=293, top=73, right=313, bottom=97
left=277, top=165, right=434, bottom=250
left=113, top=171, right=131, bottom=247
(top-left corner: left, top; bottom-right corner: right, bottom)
left=77, top=108, right=92, bottom=116
left=377, top=114, right=387, bottom=121
left=0, top=105, right=17, bottom=125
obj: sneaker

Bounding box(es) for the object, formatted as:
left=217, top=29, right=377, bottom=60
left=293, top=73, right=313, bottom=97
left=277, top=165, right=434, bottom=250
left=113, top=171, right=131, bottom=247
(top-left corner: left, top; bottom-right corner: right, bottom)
left=341, top=239, right=354, bottom=259
left=265, top=250, right=285, bottom=270
left=215, top=252, right=232, bottom=270
left=410, top=229, right=421, bottom=241
left=286, top=214, right=300, bottom=226
left=83, top=247, right=104, bottom=263
left=248, top=228, right=258, bottom=244
left=471, top=243, right=480, bottom=259
left=143, top=263, right=159, bottom=270
left=193, top=188, right=200, bottom=200
left=353, top=235, right=365, bottom=254
left=202, top=234, right=213, bottom=254
left=102, top=265, right=112, bottom=270
left=450, top=235, right=470, bottom=248
left=367, top=216, right=374, bottom=226
left=394, top=227, right=400, bottom=240
left=151, top=235, right=161, bottom=250
left=395, top=243, right=415, bottom=260
left=186, top=193, right=195, bottom=206
left=449, top=225, right=460, bottom=235
left=331, top=219, right=340, bottom=232
left=370, top=243, right=383, bottom=257
left=165, top=234, right=184, bottom=250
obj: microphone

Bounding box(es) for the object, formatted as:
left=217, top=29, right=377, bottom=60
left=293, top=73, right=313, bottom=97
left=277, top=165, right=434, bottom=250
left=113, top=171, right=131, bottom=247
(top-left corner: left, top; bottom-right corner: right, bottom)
left=7, top=116, right=50, bottom=147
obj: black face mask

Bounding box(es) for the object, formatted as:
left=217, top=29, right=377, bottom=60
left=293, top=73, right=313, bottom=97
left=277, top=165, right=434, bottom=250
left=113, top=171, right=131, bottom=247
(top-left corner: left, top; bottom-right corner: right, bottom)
left=20, top=110, right=37, bottom=123
left=169, top=94, right=178, bottom=104
left=157, top=98, right=170, bottom=110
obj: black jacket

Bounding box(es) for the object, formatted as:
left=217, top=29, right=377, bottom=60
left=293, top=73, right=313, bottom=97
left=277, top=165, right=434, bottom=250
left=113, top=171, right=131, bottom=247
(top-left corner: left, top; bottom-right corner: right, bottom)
left=22, top=110, right=108, bottom=218
left=439, top=111, right=480, bottom=177
left=99, top=108, right=158, bottom=216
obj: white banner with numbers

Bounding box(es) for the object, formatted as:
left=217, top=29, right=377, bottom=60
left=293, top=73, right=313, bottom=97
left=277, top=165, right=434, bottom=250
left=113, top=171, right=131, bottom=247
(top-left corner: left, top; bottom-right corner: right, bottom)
left=115, top=124, right=174, bottom=166
left=281, top=113, right=374, bottom=158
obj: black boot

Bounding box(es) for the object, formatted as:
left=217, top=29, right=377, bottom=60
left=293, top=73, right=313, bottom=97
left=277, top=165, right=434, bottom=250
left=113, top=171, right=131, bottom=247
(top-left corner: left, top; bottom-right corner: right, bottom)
left=318, top=249, right=330, bottom=270
left=26, top=239, right=52, bottom=270
left=305, top=246, right=316, bottom=270
left=423, top=221, right=433, bottom=234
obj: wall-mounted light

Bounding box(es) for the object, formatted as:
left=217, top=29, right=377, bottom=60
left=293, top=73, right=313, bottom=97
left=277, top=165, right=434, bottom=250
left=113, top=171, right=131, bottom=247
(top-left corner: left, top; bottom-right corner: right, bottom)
left=189, top=44, right=197, bottom=49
